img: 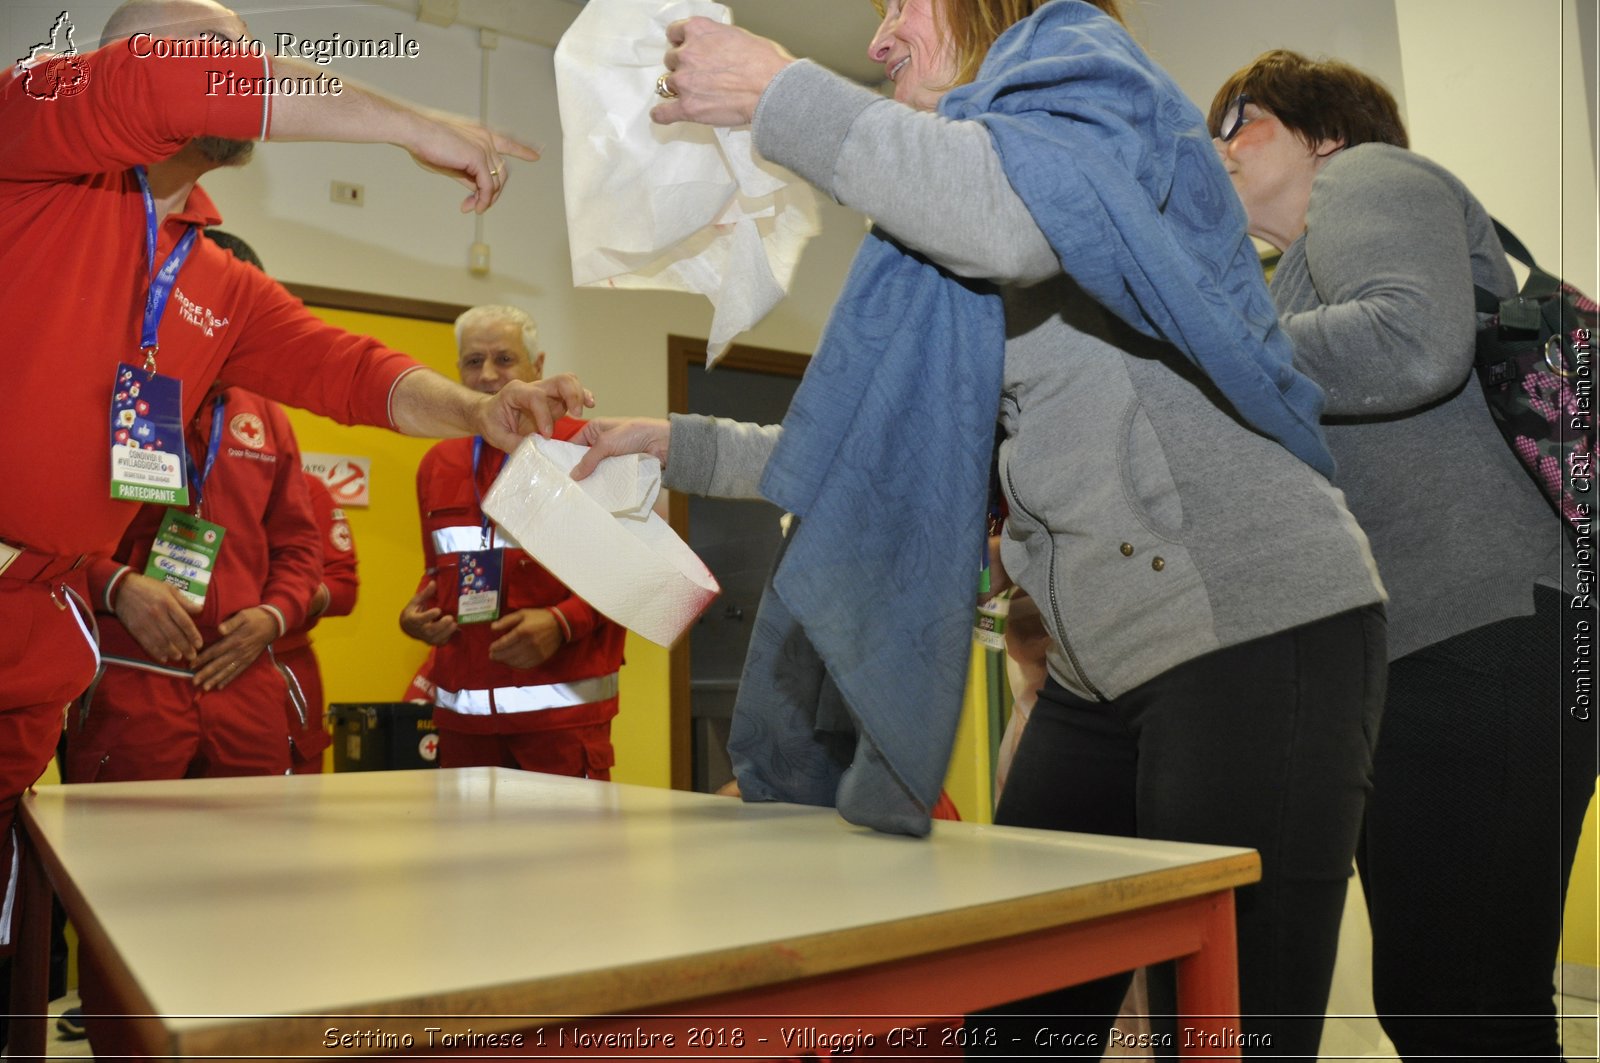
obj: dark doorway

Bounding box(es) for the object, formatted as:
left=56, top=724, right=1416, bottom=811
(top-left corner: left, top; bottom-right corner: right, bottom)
left=666, top=336, right=807, bottom=792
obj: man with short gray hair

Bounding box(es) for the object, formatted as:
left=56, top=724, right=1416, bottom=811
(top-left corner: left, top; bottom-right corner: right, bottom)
left=401, top=307, right=625, bottom=777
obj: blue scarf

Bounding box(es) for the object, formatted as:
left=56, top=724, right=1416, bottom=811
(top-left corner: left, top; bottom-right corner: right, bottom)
left=728, top=0, right=1331, bottom=835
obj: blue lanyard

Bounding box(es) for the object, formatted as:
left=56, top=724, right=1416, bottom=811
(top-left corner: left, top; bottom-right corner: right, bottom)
left=189, top=395, right=227, bottom=514
left=133, top=165, right=199, bottom=370
left=470, top=436, right=505, bottom=547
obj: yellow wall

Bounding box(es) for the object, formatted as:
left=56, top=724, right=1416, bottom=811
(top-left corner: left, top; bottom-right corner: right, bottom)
left=944, top=647, right=999, bottom=825
left=286, top=307, right=672, bottom=789
left=272, top=305, right=982, bottom=803
left=1565, top=797, right=1599, bottom=967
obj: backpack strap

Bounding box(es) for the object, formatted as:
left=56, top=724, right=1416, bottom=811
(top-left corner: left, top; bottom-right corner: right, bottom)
left=1490, top=217, right=1563, bottom=300
left=1491, top=218, right=1536, bottom=269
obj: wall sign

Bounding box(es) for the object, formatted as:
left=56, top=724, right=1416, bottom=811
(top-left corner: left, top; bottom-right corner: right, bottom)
left=302, top=452, right=372, bottom=509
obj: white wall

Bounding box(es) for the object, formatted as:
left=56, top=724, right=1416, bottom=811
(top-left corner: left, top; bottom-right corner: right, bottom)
left=5, top=0, right=1590, bottom=397
left=1129, top=0, right=1596, bottom=295
left=2, top=0, right=868, bottom=420
left=1132, top=0, right=1408, bottom=118
left=1392, top=0, right=1596, bottom=295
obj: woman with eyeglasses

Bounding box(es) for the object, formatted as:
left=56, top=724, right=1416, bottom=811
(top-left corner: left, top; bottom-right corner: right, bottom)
left=1210, top=50, right=1591, bottom=1060
left=579, top=5, right=1388, bottom=1053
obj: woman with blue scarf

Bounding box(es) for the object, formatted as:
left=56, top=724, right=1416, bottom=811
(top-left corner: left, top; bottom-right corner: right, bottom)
left=577, top=1, right=1386, bottom=1053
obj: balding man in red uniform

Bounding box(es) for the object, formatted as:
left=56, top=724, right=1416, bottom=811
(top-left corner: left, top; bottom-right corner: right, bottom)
left=0, top=0, right=589, bottom=962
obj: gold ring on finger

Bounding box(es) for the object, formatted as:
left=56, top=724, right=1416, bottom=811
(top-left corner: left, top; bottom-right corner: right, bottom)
left=655, top=72, right=677, bottom=100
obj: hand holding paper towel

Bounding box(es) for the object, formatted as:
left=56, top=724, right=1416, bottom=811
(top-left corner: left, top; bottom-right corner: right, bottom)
left=553, top=0, right=819, bottom=362
left=483, top=435, right=719, bottom=648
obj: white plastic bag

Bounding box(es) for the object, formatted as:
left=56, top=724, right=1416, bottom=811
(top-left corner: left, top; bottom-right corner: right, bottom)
left=554, top=0, right=820, bottom=362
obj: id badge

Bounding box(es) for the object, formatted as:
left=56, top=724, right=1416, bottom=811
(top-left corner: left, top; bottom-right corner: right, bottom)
left=144, top=508, right=225, bottom=608
left=456, top=548, right=503, bottom=624
left=110, top=363, right=189, bottom=504
left=973, top=593, right=1011, bottom=651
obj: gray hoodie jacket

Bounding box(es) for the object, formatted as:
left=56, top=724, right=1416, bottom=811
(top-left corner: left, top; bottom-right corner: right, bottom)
left=666, top=61, right=1385, bottom=700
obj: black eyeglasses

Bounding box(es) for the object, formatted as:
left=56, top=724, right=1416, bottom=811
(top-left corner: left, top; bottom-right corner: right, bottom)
left=1217, top=94, right=1253, bottom=142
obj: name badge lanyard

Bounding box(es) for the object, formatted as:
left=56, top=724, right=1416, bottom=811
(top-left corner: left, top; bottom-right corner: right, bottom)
left=133, top=165, right=199, bottom=374
left=189, top=395, right=227, bottom=516
left=470, top=436, right=507, bottom=549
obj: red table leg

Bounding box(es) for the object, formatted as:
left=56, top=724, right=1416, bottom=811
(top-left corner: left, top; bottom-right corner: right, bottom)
left=1174, top=891, right=1243, bottom=1058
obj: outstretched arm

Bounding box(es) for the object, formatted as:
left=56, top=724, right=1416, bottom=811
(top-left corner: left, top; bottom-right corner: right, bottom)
left=572, top=414, right=780, bottom=500
left=265, top=57, right=539, bottom=214
left=389, top=370, right=595, bottom=451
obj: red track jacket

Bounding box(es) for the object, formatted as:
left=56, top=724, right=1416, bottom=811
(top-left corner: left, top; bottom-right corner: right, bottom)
left=414, top=425, right=626, bottom=735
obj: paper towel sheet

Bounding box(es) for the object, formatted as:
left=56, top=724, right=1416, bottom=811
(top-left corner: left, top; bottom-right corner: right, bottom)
left=482, top=435, right=720, bottom=648
left=554, top=0, right=820, bottom=363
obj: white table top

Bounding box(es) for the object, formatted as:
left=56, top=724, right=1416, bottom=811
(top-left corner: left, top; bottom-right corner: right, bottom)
left=24, top=768, right=1255, bottom=1049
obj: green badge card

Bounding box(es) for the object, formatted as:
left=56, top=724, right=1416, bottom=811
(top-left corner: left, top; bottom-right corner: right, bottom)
left=973, top=593, right=1010, bottom=651
left=144, top=509, right=225, bottom=608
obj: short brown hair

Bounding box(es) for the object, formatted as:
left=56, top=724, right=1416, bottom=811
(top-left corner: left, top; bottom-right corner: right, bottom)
left=1208, top=49, right=1408, bottom=151
left=871, top=0, right=1126, bottom=90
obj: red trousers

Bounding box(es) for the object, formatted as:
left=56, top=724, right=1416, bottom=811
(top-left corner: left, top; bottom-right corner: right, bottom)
left=438, top=722, right=615, bottom=779
left=0, top=575, right=96, bottom=950
left=66, top=656, right=292, bottom=782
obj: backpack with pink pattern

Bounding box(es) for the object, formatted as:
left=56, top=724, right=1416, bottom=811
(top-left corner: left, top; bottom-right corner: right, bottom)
left=1475, top=220, right=1596, bottom=539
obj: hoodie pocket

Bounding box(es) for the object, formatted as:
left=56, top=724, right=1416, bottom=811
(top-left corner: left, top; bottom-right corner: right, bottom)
left=1118, top=400, right=1186, bottom=540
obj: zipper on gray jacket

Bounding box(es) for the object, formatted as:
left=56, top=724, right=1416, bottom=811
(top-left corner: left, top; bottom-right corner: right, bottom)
left=1004, top=464, right=1106, bottom=700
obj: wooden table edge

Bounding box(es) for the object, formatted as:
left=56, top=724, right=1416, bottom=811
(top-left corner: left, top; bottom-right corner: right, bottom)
left=164, top=851, right=1260, bottom=1057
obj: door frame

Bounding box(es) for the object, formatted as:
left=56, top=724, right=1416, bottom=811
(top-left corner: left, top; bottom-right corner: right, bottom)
left=666, top=334, right=810, bottom=790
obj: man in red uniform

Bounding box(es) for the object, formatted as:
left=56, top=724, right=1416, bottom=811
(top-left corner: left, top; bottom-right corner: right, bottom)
left=400, top=307, right=626, bottom=777
left=67, top=384, right=320, bottom=781
left=278, top=473, right=360, bottom=774
left=201, top=228, right=358, bottom=775
left=57, top=381, right=321, bottom=1050
left=0, top=0, right=588, bottom=959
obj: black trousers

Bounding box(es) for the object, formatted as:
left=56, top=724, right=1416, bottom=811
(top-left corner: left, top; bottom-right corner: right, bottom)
left=1359, top=582, right=1596, bottom=1059
left=972, top=604, right=1387, bottom=1059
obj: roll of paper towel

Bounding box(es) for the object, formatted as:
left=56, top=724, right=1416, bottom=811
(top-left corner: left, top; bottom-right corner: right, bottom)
left=482, top=435, right=720, bottom=648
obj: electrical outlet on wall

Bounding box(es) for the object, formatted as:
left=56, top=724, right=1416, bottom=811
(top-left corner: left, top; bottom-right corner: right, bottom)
left=330, top=181, right=364, bottom=206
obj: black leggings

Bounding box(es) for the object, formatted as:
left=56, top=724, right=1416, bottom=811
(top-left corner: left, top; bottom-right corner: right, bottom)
left=973, top=605, right=1387, bottom=1059
left=1359, top=582, right=1596, bottom=1059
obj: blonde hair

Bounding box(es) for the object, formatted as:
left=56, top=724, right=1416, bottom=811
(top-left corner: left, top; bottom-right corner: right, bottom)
left=871, top=0, right=1126, bottom=89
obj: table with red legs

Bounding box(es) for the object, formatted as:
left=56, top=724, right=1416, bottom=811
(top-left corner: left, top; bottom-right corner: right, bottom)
left=8, top=768, right=1259, bottom=1059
